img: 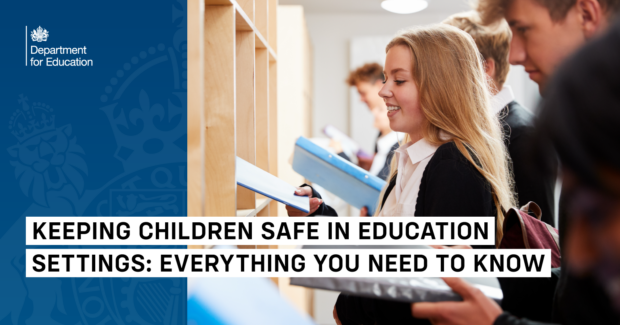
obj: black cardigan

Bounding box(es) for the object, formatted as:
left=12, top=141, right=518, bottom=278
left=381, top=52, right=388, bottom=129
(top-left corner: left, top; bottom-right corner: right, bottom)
left=309, top=141, right=496, bottom=219
left=307, top=141, right=497, bottom=325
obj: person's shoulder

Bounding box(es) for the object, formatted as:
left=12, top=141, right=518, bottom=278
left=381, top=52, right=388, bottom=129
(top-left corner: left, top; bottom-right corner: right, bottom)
left=428, top=141, right=470, bottom=167
left=504, top=101, right=534, bottom=130
left=500, top=101, right=536, bottom=143
left=424, top=141, right=487, bottom=184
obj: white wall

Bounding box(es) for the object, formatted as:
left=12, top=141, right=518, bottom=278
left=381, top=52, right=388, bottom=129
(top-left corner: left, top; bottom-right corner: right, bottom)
left=304, top=13, right=541, bottom=148
left=305, top=13, right=454, bottom=140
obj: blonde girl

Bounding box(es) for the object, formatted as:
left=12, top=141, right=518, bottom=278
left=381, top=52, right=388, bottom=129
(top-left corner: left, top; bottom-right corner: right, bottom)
left=288, top=24, right=515, bottom=323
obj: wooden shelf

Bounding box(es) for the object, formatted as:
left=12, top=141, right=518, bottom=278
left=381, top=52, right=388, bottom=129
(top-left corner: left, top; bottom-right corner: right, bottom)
left=188, top=0, right=278, bottom=217
left=237, top=198, right=271, bottom=217
left=229, top=0, right=277, bottom=61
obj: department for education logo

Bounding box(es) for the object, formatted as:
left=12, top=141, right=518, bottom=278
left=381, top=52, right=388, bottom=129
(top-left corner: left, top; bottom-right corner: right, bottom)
left=31, top=26, right=48, bottom=42
left=26, top=25, right=93, bottom=67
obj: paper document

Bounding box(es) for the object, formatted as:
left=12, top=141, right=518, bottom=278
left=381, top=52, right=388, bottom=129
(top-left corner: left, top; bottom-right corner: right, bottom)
left=236, top=156, right=310, bottom=213
left=291, top=245, right=503, bottom=303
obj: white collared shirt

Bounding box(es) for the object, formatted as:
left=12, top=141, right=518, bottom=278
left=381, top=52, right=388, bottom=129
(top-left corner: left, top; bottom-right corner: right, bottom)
left=378, top=137, right=439, bottom=216
left=369, top=131, right=403, bottom=177
left=490, top=86, right=515, bottom=116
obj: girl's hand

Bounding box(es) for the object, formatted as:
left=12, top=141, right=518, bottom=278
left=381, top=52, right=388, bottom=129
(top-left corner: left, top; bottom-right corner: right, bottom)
left=411, top=277, right=502, bottom=325
left=286, top=187, right=322, bottom=217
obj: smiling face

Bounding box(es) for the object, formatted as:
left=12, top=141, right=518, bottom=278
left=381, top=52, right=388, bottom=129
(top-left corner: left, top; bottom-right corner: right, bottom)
left=506, top=0, right=586, bottom=89
left=379, top=44, right=426, bottom=143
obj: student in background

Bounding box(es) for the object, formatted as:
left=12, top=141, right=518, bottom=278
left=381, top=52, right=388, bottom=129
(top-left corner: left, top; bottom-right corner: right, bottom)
left=333, top=63, right=400, bottom=180
left=289, top=24, right=515, bottom=324
left=444, top=12, right=558, bottom=322
left=410, top=18, right=620, bottom=324
left=443, top=11, right=557, bottom=227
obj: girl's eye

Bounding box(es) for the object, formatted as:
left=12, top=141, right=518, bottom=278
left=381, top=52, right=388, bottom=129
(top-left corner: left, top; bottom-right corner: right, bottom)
left=382, top=79, right=387, bottom=84
left=395, top=80, right=405, bottom=85
left=517, top=27, right=528, bottom=34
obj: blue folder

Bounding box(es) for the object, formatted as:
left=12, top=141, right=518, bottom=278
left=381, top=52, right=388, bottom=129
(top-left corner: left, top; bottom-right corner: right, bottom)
left=292, top=136, right=386, bottom=214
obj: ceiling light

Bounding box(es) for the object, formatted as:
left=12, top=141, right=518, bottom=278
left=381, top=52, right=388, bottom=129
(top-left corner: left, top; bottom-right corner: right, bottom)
left=381, top=0, right=428, bottom=14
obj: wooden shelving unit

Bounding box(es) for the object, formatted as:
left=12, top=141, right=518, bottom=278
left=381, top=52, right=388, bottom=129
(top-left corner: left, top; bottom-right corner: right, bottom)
left=236, top=198, right=271, bottom=217
left=188, top=1, right=315, bottom=317
left=188, top=0, right=278, bottom=218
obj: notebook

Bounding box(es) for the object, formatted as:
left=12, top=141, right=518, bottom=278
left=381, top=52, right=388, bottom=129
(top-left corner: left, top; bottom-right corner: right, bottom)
left=292, top=136, right=386, bottom=214
left=236, top=156, right=310, bottom=213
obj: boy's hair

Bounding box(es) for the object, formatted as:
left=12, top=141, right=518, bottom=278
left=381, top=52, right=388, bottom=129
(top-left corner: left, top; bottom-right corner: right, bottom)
left=443, top=11, right=511, bottom=89
left=346, top=63, right=384, bottom=86
left=477, top=0, right=620, bottom=25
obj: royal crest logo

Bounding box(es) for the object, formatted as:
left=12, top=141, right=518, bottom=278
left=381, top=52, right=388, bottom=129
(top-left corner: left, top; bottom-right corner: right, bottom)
left=7, top=95, right=88, bottom=207
left=31, top=26, right=49, bottom=42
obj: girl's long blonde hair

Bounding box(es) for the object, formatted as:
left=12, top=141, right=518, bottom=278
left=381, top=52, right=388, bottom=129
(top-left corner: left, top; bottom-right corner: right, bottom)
left=375, top=24, right=516, bottom=245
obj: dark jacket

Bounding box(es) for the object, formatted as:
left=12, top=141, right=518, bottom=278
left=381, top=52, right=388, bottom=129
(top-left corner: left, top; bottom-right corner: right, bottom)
left=376, top=142, right=399, bottom=180
left=500, top=101, right=556, bottom=226
left=496, top=104, right=560, bottom=323
left=308, top=141, right=497, bottom=324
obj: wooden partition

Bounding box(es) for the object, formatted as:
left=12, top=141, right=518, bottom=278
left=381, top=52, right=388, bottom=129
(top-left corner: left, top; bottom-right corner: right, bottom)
left=189, top=0, right=278, bottom=218
left=188, top=0, right=316, bottom=317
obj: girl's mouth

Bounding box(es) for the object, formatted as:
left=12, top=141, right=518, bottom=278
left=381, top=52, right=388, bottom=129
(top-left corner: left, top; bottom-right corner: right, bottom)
left=387, top=106, right=400, bottom=118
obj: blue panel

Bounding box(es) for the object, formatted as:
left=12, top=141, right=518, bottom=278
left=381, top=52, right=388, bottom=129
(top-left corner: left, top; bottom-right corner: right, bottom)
left=1, top=1, right=187, bottom=324
left=293, top=137, right=387, bottom=214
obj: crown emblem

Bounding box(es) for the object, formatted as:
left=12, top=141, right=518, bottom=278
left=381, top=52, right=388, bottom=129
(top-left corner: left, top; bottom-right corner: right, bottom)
left=31, top=26, right=49, bottom=42
left=9, top=95, right=56, bottom=143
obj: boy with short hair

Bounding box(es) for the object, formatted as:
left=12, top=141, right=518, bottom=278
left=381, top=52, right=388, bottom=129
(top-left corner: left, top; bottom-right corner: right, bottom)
left=477, top=0, right=619, bottom=90
left=444, top=11, right=557, bottom=227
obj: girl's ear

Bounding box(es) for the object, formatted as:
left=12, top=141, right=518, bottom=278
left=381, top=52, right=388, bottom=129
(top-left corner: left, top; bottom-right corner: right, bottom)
left=578, top=0, right=604, bottom=38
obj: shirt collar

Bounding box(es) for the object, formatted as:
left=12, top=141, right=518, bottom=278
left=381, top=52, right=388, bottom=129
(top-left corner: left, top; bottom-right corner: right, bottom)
left=490, top=86, right=515, bottom=115
left=395, top=137, right=438, bottom=165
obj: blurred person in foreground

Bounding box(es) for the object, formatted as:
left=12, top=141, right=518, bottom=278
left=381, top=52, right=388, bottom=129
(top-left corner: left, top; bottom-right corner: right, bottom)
left=409, top=18, right=620, bottom=325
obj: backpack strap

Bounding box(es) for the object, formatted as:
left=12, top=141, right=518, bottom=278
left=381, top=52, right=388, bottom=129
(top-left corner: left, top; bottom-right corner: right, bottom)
left=380, top=173, right=398, bottom=211
left=520, top=201, right=543, bottom=220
